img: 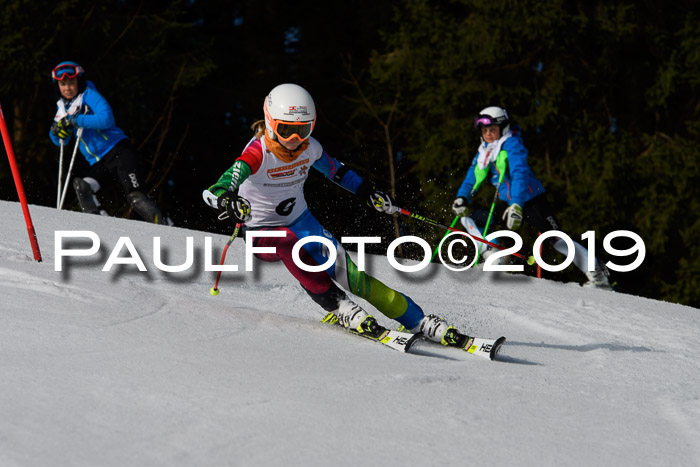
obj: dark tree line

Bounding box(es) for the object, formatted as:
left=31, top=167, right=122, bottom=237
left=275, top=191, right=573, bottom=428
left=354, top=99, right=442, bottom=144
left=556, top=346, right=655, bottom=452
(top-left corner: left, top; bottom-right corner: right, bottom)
left=1, top=1, right=698, bottom=307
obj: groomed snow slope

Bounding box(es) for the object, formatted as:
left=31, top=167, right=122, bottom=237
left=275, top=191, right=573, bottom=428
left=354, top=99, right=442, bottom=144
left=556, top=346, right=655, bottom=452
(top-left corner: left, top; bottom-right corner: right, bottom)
left=1, top=201, right=699, bottom=467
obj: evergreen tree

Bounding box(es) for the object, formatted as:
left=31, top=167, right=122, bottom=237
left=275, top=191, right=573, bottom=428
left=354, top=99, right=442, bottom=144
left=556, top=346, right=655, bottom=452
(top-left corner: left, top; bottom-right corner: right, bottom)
left=357, top=0, right=700, bottom=306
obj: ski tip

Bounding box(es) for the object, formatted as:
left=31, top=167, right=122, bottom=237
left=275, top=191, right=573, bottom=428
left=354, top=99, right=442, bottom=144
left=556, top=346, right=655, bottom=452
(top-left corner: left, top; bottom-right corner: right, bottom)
left=490, top=336, right=506, bottom=361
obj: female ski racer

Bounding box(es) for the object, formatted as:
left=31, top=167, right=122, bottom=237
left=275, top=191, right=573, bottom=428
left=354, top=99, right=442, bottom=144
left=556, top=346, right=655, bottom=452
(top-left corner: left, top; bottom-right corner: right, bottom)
left=204, top=83, right=472, bottom=346
left=452, top=106, right=611, bottom=289
left=49, top=61, right=168, bottom=224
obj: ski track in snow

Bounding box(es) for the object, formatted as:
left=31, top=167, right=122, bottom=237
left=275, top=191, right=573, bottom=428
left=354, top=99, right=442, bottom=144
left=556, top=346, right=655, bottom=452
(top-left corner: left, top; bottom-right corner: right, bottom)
left=1, top=201, right=699, bottom=467
left=0, top=266, right=108, bottom=304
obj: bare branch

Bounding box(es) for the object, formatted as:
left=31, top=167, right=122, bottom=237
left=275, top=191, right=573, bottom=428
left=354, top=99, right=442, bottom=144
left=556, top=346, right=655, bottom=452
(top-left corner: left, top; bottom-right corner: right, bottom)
left=104, top=0, right=145, bottom=56
left=149, top=123, right=189, bottom=196
left=344, top=54, right=403, bottom=244
left=138, top=62, right=185, bottom=152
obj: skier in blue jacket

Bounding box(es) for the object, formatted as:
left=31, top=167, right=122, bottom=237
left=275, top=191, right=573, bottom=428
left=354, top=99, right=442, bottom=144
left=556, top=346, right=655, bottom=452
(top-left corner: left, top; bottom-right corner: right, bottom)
left=49, top=61, right=167, bottom=224
left=452, top=106, right=611, bottom=289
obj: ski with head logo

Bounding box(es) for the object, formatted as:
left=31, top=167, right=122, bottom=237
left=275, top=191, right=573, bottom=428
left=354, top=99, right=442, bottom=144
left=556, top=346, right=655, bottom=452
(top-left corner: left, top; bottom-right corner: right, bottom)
left=460, top=336, right=507, bottom=360
left=321, top=312, right=424, bottom=353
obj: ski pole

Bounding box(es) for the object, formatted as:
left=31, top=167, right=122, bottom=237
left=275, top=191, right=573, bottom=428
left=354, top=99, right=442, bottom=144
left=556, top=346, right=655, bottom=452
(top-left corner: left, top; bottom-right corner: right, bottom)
left=476, top=154, right=508, bottom=261
left=481, top=181, right=501, bottom=240
left=58, top=126, right=83, bottom=209
left=57, top=139, right=64, bottom=208
left=431, top=216, right=459, bottom=260
left=58, top=106, right=89, bottom=210
left=536, top=232, right=543, bottom=278
left=210, top=223, right=242, bottom=296
left=391, top=206, right=535, bottom=264
left=476, top=170, right=506, bottom=262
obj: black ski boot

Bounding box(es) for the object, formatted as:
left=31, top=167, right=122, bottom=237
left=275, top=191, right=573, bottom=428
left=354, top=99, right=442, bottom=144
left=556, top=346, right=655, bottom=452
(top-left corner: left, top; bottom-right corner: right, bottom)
left=127, top=190, right=168, bottom=225
left=72, top=177, right=107, bottom=215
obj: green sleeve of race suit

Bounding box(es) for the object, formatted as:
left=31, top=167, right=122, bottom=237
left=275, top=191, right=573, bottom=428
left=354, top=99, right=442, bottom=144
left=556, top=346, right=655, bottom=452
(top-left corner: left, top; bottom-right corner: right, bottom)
left=207, top=160, right=252, bottom=197
left=495, top=150, right=508, bottom=182
left=472, top=164, right=490, bottom=194
left=473, top=149, right=509, bottom=194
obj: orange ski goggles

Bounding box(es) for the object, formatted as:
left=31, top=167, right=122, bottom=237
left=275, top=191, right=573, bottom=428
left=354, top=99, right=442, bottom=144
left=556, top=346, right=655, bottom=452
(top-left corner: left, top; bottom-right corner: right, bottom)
left=271, top=120, right=314, bottom=142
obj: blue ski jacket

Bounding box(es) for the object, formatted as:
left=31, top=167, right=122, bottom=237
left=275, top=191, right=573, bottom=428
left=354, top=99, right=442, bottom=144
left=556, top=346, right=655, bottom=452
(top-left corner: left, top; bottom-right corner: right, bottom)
left=456, top=127, right=545, bottom=207
left=49, top=81, right=128, bottom=166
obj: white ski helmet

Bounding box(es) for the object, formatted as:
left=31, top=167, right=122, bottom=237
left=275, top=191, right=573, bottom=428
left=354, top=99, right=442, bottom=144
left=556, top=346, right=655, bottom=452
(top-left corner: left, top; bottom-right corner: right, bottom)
left=263, top=83, right=316, bottom=142
left=474, top=106, right=510, bottom=134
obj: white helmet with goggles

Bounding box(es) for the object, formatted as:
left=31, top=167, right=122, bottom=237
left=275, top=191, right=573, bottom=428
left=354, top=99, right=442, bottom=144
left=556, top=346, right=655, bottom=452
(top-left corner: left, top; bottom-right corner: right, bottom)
left=263, top=83, right=316, bottom=142
left=474, top=106, right=510, bottom=134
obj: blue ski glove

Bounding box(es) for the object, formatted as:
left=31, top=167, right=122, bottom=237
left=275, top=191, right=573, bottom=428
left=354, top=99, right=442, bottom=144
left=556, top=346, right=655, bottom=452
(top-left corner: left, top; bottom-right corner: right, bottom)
left=503, top=203, right=523, bottom=230
left=452, top=197, right=469, bottom=217
left=217, top=190, right=252, bottom=224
